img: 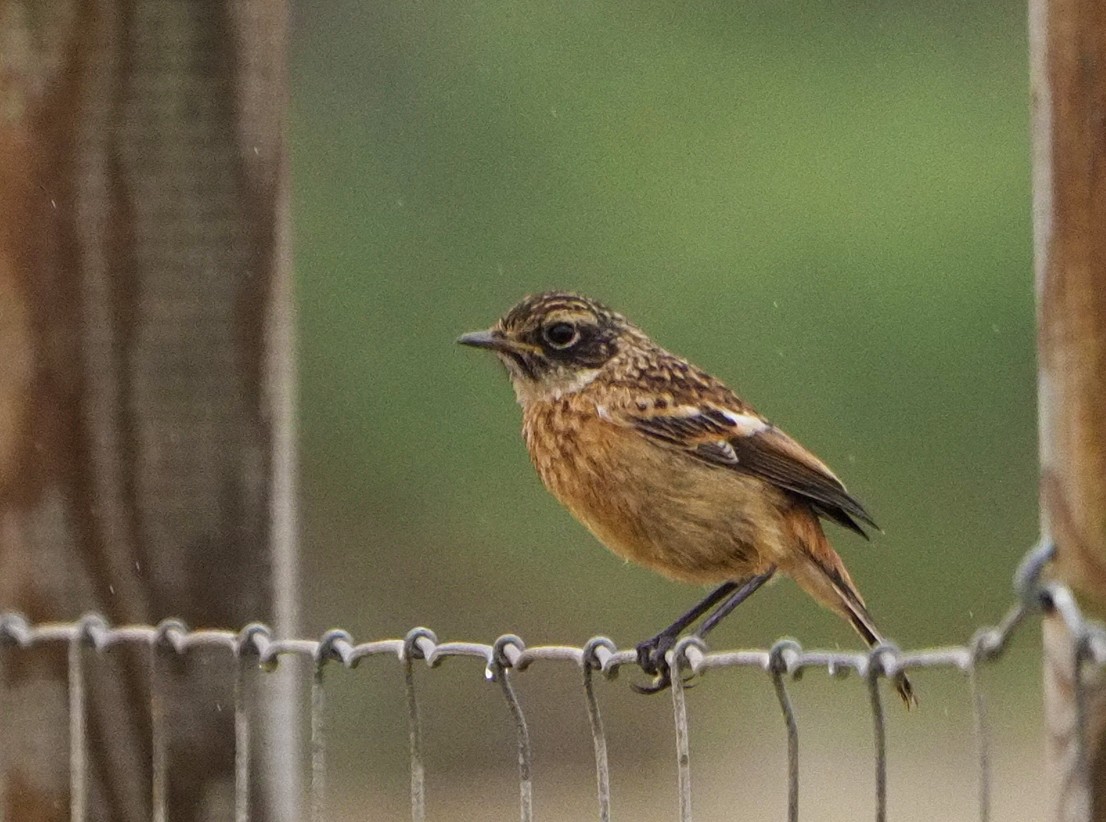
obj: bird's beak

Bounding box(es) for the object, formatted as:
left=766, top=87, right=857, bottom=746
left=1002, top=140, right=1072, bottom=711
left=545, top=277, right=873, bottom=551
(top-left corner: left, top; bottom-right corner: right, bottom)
left=456, top=328, right=517, bottom=353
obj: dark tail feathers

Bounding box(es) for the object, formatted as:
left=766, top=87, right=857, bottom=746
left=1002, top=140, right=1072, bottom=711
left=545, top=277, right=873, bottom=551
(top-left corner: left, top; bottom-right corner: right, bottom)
left=824, top=565, right=917, bottom=710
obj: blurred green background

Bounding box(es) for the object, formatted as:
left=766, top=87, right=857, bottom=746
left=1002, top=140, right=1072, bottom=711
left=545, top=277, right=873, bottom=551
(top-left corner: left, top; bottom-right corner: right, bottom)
left=291, top=2, right=1039, bottom=819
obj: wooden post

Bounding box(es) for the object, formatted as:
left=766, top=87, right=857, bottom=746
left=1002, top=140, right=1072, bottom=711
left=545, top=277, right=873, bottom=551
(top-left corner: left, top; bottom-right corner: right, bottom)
left=1032, top=0, right=1106, bottom=819
left=0, top=2, right=298, bottom=819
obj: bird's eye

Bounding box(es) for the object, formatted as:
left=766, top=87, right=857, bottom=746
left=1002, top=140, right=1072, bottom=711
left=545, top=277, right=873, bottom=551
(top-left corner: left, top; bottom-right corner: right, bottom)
left=543, top=321, right=579, bottom=349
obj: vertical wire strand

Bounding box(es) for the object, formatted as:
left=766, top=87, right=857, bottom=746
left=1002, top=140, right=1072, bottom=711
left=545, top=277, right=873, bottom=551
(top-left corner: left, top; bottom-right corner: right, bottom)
left=235, top=655, right=253, bottom=822
left=404, top=654, right=425, bottom=822
left=1073, top=641, right=1089, bottom=810
left=671, top=670, right=692, bottom=822
left=311, top=663, right=327, bottom=822
left=582, top=662, right=611, bottom=822
left=0, top=647, right=6, bottom=822
left=68, top=638, right=87, bottom=822
left=150, top=646, right=169, bottom=822
left=968, top=663, right=991, bottom=822
left=771, top=671, right=799, bottom=822
left=866, top=673, right=887, bottom=822
left=496, top=667, right=533, bottom=822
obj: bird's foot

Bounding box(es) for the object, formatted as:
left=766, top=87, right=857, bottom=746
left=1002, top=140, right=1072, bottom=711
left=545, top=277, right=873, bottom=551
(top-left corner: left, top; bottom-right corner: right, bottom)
left=632, top=632, right=674, bottom=693
left=632, top=633, right=697, bottom=694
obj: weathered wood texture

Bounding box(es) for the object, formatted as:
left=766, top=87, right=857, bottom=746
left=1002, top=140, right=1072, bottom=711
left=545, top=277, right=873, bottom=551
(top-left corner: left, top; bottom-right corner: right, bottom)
left=1032, top=0, right=1106, bottom=819
left=0, top=1, right=297, bottom=819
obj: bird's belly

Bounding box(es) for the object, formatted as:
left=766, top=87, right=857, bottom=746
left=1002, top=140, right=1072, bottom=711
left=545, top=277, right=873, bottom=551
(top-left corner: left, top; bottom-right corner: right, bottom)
left=527, top=419, right=788, bottom=584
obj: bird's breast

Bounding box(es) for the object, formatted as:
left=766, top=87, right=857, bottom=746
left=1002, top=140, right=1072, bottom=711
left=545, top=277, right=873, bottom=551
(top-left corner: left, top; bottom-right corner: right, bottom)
left=521, top=397, right=786, bottom=583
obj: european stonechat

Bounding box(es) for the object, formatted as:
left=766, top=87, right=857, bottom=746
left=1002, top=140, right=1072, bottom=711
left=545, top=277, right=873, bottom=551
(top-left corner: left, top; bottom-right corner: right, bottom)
left=459, top=291, right=915, bottom=708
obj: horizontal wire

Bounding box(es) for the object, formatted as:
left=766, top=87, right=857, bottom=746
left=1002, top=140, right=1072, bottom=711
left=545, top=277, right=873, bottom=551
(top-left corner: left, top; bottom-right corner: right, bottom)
left=0, top=548, right=1076, bottom=686
left=0, top=540, right=1067, bottom=657
left=0, top=618, right=1050, bottom=680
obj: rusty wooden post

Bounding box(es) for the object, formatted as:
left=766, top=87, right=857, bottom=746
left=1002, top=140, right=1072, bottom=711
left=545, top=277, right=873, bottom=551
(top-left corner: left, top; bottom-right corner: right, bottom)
left=0, top=2, right=298, bottom=819
left=1032, top=0, right=1106, bottom=819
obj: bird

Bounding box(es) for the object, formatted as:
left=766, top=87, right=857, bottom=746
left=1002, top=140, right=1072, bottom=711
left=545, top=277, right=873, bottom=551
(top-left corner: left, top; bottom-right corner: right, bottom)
left=458, top=291, right=915, bottom=708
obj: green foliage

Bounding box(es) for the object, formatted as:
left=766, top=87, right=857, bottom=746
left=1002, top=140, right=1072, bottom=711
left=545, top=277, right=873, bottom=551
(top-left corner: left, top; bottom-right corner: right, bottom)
left=292, top=1, right=1035, bottom=665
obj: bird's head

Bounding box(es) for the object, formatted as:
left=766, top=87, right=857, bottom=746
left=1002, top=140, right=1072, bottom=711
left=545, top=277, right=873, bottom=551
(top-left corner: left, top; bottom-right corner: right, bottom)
left=458, top=292, right=636, bottom=403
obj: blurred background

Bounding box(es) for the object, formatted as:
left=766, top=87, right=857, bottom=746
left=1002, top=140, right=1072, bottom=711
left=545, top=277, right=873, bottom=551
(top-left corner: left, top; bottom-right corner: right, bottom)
left=290, top=2, right=1038, bottom=819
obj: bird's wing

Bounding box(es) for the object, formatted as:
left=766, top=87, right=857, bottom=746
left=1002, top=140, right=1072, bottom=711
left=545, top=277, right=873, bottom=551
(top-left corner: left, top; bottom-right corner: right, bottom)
left=607, top=399, right=878, bottom=537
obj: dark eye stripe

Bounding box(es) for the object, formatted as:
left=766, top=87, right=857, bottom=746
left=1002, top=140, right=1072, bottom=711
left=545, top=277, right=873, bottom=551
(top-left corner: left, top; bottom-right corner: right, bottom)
left=503, top=349, right=538, bottom=380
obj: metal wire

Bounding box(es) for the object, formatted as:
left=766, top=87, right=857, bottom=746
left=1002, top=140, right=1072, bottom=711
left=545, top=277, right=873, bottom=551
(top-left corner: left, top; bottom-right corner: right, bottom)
left=866, top=657, right=888, bottom=822
left=311, top=630, right=346, bottom=822
left=150, top=633, right=170, bottom=822
left=770, top=640, right=801, bottom=822
left=670, top=647, right=693, bottom=822
left=0, top=539, right=1085, bottom=820
left=493, top=635, right=534, bottom=822
left=967, top=661, right=990, bottom=822
left=67, top=626, right=88, bottom=822
left=235, top=655, right=252, bottom=822
left=582, top=637, right=613, bottom=822
left=403, top=627, right=433, bottom=822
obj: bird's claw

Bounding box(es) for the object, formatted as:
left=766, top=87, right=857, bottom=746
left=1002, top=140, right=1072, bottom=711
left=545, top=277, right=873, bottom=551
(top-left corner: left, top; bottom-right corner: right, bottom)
left=632, top=633, right=698, bottom=694
left=631, top=669, right=672, bottom=694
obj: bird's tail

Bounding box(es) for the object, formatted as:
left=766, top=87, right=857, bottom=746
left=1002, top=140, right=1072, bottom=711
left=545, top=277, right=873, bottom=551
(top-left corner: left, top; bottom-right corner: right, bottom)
left=788, top=516, right=917, bottom=710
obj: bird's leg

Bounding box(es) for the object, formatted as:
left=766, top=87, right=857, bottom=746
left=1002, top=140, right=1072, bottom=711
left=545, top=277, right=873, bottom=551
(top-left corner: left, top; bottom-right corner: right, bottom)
left=632, top=581, right=738, bottom=694
left=696, top=566, right=776, bottom=639
left=633, top=568, right=777, bottom=695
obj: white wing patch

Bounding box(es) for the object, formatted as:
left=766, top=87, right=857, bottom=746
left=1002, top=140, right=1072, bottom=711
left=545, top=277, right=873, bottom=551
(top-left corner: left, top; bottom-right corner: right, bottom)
left=665, top=405, right=767, bottom=436
left=719, top=409, right=768, bottom=436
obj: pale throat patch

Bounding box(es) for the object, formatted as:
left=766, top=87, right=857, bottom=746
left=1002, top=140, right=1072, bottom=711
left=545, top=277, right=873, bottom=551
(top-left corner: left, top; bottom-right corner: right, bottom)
left=511, top=366, right=601, bottom=405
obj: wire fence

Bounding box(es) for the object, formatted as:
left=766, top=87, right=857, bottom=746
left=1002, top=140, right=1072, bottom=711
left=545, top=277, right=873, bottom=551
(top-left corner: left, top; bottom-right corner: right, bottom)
left=0, top=539, right=1094, bottom=822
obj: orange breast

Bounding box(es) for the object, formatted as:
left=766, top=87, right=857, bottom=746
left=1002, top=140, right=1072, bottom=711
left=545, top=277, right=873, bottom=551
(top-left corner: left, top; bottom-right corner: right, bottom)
left=521, top=396, right=787, bottom=584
